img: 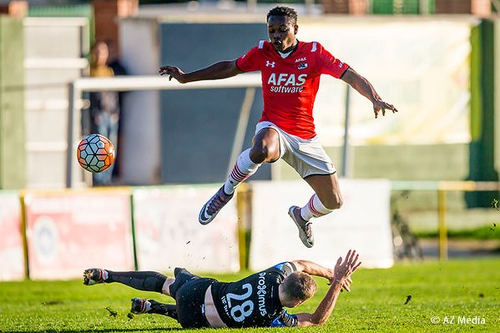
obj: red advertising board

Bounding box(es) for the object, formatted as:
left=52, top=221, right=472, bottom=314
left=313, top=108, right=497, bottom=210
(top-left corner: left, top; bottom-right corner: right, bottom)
left=24, top=190, right=134, bottom=280
left=0, top=192, right=24, bottom=281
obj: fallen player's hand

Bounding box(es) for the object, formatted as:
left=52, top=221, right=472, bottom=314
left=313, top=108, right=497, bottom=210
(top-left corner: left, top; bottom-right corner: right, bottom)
left=328, top=276, right=352, bottom=292
left=341, top=277, right=352, bottom=292
left=333, top=249, right=361, bottom=286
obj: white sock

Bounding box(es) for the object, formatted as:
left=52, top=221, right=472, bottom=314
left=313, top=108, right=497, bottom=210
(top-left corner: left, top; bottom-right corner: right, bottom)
left=224, top=149, right=261, bottom=194
left=300, top=194, right=333, bottom=221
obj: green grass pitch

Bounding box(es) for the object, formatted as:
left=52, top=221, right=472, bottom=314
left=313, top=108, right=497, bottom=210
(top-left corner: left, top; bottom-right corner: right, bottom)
left=1, top=258, right=498, bottom=332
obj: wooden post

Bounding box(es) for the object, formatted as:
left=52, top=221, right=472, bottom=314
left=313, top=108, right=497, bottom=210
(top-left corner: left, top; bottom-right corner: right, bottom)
left=237, top=183, right=252, bottom=271
left=437, top=189, right=448, bottom=261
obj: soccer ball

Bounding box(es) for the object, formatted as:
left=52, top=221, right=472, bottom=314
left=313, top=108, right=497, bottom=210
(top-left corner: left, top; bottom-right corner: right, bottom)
left=76, top=134, right=115, bottom=173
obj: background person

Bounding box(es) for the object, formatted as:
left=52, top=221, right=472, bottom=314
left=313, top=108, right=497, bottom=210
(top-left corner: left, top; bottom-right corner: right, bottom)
left=88, top=40, right=121, bottom=185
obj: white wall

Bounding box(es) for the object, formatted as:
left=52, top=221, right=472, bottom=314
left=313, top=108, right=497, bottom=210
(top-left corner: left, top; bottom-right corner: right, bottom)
left=119, top=18, right=161, bottom=185
left=24, top=18, right=88, bottom=188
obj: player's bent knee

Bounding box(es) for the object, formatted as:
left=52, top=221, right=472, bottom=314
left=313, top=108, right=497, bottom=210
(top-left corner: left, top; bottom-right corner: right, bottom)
left=249, top=146, right=267, bottom=163
left=335, top=197, right=344, bottom=209
left=324, top=194, right=343, bottom=210
left=250, top=145, right=278, bottom=163
left=264, top=145, right=279, bottom=162
left=162, top=278, right=175, bottom=296
left=334, top=196, right=344, bottom=209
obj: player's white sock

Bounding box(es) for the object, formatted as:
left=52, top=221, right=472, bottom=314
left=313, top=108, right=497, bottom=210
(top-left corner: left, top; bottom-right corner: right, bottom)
left=224, top=149, right=261, bottom=195
left=300, top=194, right=333, bottom=221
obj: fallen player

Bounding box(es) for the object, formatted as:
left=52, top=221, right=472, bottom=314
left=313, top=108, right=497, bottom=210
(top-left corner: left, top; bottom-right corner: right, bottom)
left=84, top=249, right=361, bottom=328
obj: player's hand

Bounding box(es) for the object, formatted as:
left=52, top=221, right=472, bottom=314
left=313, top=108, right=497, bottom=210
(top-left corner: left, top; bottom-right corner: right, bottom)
left=373, top=98, right=398, bottom=119
left=159, top=66, right=188, bottom=83
left=327, top=269, right=351, bottom=292
left=329, top=277, right=352, bottom=292
left=341, top=277, right=352, bottom=292
left=326, top=268, right=335, bottom=281
left=333, top=249, right=361, bottom=286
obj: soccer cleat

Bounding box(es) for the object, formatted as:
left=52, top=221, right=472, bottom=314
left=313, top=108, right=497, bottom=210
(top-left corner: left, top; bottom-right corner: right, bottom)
left=131, top=298, right=151, bottom=314
left=198, top=186, right=234, bottom=225
left=83, top=268, right=106, bottom=285
left=288, top=206, right=314, bottom=248
left=131, top=298, right=177, bottom=319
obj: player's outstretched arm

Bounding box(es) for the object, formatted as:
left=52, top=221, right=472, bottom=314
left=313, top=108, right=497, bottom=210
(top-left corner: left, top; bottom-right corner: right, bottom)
left=291, top=260, right=352, bottom=292
left=295, top=250, right=361, bottom=327
left=291, top=260, right=334, bottom=280
left=341, top=68, right=398, bottom=119
left=158, top=60, right=243, bottom=83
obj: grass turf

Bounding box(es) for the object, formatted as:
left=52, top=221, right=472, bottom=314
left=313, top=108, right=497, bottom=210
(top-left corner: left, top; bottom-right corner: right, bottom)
left=1, top=258, right=499, bottom=332
left=415, top=224, right=500, bottom=240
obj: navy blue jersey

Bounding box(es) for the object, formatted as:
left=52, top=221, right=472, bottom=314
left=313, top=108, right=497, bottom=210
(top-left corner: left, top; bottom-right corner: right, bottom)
left=211, top=262, right=298, bottom=328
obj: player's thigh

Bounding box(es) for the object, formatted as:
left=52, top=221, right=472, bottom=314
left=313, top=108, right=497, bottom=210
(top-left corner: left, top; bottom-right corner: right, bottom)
left=167, top=268, right=201, bottom=298
left=175, top=278, right=215, bottom=328
left=304, top=173, right=343, bottom=209
left=251, top=127, right=281, bottom=163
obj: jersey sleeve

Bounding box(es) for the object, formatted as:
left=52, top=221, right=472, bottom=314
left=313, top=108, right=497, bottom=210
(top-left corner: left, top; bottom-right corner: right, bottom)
left=317, top=43, right=349, bottom=78
left=272, top=262, right=298, bottom=278
left=236, top=46, right=261, bottom=72
left=270, top=310, right=298, bottom=327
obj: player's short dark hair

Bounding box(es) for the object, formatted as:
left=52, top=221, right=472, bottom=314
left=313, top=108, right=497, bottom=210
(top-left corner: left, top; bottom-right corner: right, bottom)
left=282, top=272, right=317, bottom=301
left=267, top=6, right=298, bottom=25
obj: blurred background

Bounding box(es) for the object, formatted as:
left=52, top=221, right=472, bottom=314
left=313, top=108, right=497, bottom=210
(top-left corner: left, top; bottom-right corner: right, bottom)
left=0, top=0, right=499, bottom=281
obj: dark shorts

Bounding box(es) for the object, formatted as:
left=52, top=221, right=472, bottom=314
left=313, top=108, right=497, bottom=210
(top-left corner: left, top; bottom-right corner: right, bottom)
left=169, top=268, right=216, bottom=328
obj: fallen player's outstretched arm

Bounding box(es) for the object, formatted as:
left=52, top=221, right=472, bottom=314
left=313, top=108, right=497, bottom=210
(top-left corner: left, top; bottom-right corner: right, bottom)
left=295, top=250, right=361, bottom=327
left=291, top=260, right=352, bottom=292
left=291, top=260, right=334, bottom=280
left=158, top=60, right=243, bottom=84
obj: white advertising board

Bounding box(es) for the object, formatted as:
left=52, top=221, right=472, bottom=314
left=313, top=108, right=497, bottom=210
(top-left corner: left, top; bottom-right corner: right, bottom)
left=249, top=180, right=393, bottom=270
left=0, top=192, right=24, bottom=280
left=133, top=186, right=239, bottom=273
left=24, top=190, right=134, bottom=280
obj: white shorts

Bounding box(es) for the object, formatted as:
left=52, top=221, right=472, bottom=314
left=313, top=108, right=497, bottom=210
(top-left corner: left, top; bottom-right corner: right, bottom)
left=255, top=121, right=336, bottom=178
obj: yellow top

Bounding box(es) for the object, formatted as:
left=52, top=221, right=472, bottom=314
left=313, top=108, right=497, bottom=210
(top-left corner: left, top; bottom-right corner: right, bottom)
left=90, top=64, right=114, bottom=77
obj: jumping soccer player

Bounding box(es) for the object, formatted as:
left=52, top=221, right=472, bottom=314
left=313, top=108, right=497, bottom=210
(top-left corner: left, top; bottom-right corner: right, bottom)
left=159, top=6, right=397, bottom=247
left=84, top=249, right=361, bottom=328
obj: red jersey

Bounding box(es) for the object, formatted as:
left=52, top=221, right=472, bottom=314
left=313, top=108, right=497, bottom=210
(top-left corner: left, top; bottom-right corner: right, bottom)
left=236, top=40, right=349, bottom=139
